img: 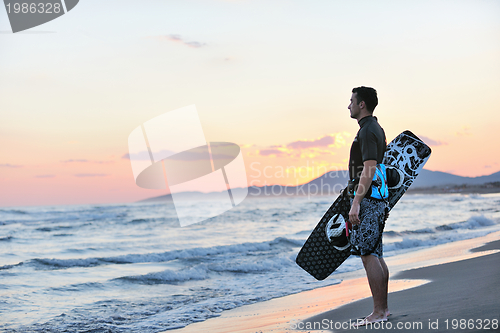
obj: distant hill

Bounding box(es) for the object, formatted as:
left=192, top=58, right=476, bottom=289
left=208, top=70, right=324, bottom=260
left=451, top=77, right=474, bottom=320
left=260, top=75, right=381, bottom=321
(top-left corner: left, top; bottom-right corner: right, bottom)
left=411, top=170, right=500, bottom=188
left=138, top=169, right=500, bottom=202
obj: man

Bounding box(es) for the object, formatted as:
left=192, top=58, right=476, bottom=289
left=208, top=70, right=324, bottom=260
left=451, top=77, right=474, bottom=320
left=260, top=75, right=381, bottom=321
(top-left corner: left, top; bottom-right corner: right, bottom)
left=347, top=86, right=389, bottom=326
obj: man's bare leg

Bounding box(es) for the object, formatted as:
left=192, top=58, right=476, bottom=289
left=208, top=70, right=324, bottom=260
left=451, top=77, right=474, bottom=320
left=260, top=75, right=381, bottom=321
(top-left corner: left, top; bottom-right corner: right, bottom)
left=360, top=254, right=388, bottom=322
left=379, top=257, right=390, bottom=316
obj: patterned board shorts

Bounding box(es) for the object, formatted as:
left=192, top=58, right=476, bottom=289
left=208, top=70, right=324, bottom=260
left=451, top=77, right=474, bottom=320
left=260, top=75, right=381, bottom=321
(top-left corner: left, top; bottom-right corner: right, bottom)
left=350, top=198, right=387, bottom=257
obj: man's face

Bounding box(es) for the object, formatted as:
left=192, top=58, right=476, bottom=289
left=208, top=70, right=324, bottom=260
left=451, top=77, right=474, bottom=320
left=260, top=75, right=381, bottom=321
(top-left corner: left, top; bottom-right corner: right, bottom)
left=348, top=93, right=361, bottom=119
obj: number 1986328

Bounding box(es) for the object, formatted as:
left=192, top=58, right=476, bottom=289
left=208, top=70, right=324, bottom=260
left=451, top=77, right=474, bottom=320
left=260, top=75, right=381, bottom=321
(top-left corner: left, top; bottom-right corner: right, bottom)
left=6, top=2, right=62, bottom=14
left=445, top=319, right=498, bottom=330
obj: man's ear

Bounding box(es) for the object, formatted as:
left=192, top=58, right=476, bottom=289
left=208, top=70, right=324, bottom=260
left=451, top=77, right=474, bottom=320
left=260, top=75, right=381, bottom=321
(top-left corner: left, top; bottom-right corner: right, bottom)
left=359, top=101, right=365, bottom=109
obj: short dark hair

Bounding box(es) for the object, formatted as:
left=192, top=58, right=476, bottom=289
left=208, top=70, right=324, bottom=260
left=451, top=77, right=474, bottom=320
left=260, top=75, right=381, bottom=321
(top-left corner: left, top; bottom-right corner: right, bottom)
left=352, top=86, right=378, bottom=113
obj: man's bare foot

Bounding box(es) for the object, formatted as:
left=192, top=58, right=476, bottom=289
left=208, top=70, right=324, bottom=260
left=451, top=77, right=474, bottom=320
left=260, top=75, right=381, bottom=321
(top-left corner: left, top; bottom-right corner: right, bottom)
left=354, top=312, right=387, bottom=327
left=386, top=309, right=391, bottom=317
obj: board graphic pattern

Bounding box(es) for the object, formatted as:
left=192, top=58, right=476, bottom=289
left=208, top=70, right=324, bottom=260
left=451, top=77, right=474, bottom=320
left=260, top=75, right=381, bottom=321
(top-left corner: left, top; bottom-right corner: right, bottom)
left=295, top=193, right=351, bottom=280
left=383, top=130, right=432, bottom=209
left=296, top=130, right=431, bottom=280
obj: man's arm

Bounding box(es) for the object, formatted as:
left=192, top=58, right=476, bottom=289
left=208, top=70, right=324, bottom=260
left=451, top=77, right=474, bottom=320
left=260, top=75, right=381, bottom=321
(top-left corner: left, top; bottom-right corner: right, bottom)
left=349, top=160, right=377, bottom=225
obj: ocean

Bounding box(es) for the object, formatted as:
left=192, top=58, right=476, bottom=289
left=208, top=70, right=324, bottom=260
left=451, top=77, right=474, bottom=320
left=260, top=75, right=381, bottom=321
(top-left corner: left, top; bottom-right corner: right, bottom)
left=1, top=193, right=499, bottom=332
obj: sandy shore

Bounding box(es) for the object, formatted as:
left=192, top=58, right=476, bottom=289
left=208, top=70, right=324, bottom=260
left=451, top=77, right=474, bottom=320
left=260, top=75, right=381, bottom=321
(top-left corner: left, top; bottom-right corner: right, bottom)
left=166, top=231, right=500, bottom=333
left=305, top=240, right=500, bottom=332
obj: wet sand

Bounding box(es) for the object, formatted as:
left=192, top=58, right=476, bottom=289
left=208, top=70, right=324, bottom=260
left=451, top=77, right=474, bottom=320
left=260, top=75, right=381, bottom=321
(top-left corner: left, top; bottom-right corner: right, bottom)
left=304, top=243, right=500, bottom=332
left=167, top=231, right=500, bottom=333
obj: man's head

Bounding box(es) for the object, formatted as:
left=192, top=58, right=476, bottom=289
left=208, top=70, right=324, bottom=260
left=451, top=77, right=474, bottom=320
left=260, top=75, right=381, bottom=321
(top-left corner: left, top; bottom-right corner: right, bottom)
left=351, top=86, right=378, bottom=113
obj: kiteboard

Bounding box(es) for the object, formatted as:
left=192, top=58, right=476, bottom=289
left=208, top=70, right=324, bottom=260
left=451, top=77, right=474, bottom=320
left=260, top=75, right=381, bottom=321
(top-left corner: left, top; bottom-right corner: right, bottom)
left=295, top=130, right=431, bottom=280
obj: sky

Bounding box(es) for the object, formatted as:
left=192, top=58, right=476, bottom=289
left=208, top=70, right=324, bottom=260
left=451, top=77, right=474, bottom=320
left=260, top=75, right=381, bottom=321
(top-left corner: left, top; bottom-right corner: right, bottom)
left=1, top=0, right=499, bottom=207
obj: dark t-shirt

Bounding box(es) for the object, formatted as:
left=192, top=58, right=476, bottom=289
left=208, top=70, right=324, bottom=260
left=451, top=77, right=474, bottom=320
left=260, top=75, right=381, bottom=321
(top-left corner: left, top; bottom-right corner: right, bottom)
left=349, top=116, right=386, bottom=180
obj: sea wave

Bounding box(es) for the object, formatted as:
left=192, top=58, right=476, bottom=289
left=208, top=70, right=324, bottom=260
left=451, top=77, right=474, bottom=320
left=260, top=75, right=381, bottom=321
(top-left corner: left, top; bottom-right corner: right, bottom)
left=26, top=236, right=305, bottom=270
left=0, top=262, right=23, bottom=270
left=386, top=215, right=497, bottom=237
left=384, top=229, right=496, bottom=252
left=0, top=209, right=29, bottom=215
left=209, top=256, right=293, bottom=274
left=447, top=215, right=496, bottom=229
left=117, top=267, right=210, bottom=284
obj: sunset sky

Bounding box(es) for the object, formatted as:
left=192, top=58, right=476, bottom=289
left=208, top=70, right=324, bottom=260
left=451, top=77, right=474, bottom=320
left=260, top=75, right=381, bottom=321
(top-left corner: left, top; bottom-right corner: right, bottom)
left=1, top=0, right=499, bottom=207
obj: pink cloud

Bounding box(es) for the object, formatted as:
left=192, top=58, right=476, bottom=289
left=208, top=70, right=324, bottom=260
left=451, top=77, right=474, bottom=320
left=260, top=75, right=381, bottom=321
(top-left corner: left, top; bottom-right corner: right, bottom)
left=61, top=159, right=88, bottom=163
left=62, top=159, right=114, bottom=164
left=151, top=34, right=207, bottom=48
left=418, top=135, right=447, bottom=147
left=287, top=135, right=334, bottom=149
left=256, top=133, right=344, bottom=157
left=259, top=149, right=285, bottom=157
left=0, top=164, right=23, bottom=168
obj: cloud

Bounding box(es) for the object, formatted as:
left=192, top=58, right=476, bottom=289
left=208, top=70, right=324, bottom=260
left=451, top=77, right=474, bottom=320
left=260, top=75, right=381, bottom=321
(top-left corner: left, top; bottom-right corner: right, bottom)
left=61, top=159, right=88, bottom=163
left=455, top=126, right=472, bottom=136
left=0, top=163, right=22, bottom=168
left=124, top=151, right=153, bottom=161
left=184, top=41, right=206, bottom=48
left=168, top=34, right=182, bottom=41
left=61, top=159, right=113, bottom=164
left=74, top=174, right=109, bottom=177
left=35, top=174, right=55, bottom=178
left=259, top=149, right=285, bottom=157
left=418, top=135, right=447, bottom=147
left=150, top=34, right=207, bottom=48
left=124, top=149, right=176, bottom=161
left=287, top=135, right=335, bottom=149
left=256, top=132, right=350, bottom=158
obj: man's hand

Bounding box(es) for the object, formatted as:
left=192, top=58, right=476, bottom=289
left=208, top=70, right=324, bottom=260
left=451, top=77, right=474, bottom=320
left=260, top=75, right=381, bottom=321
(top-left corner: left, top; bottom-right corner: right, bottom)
left=349, top=160, right=377, bottom=226
left=349, top=200, right=361, bottom=225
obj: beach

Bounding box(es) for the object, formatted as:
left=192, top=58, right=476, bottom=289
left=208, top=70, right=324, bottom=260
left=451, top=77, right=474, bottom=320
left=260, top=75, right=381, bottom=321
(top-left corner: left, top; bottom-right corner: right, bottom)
left=167, top=231, right=500, bottom=333
left=1, top=193, right=499, bottom=332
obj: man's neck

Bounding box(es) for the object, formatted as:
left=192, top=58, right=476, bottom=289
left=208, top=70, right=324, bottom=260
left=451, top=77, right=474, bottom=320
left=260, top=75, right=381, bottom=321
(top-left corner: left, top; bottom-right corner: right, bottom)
left=357, top=112, right=373, bottom=123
